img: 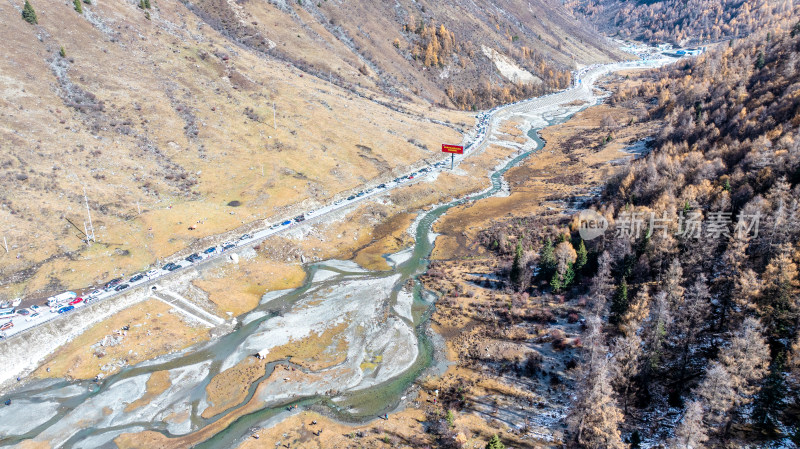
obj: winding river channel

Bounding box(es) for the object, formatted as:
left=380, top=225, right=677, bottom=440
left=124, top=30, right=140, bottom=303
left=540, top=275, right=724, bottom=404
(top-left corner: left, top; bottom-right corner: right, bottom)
left=0, top=61, right=654, bottom=446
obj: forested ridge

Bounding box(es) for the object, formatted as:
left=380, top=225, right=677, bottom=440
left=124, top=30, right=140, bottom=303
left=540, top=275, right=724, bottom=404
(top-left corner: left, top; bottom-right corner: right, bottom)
left=572, top=22, right=800, bottom=448
left=567, top=0, right=797, bottom=46
left=482, top=19, right=800, bottom=448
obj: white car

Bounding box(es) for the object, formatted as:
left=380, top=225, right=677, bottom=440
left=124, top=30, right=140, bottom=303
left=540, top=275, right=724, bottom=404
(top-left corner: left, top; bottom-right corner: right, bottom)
left=26, top=313, right=41, bottom=322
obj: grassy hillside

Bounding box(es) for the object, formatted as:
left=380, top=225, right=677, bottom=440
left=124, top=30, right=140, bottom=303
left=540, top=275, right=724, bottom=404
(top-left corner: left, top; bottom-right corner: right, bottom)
left=0, top=0, right=470, bottom=299
left=0, top=0, right=622, bottom=300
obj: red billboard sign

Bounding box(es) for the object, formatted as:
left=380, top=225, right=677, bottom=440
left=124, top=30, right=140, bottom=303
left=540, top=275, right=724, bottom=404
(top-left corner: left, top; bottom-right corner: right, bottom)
left=442, top=144, right=464, bottom=154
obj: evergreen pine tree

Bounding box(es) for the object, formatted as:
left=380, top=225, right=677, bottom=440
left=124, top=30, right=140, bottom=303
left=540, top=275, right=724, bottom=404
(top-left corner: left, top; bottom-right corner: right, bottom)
left=550, top=270, right=563, bottom=292
left=540, top=237, right=555, bottom=275
left=485, top=434, right=505, bottom=449
left=59, top=46, right=66, bottom=58
left=610, top=279, right=629, bottom=325
left=143, top=0, right=150, bottom=9
left=753, top=352, right=786, bottom=431
left=73, top=0, right=82, bottom=14
left=575, top=239, right=588, bottom=273
left=22, top=0, right=38, bottom=24
left=510, top=241, right=524, bottom=291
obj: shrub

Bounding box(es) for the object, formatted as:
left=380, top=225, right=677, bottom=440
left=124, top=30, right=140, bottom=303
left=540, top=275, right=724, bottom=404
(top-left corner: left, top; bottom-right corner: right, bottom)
left=22, top=0, right=37, bottom=24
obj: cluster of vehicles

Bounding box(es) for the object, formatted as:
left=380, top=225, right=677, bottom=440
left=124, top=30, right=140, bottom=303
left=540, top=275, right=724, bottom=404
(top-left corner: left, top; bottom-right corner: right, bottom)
left=2, top=88, right=512, bottom=340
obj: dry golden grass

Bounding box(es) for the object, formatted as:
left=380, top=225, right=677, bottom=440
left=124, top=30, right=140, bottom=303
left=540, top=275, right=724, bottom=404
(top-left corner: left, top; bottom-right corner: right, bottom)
left=0, top=0, right=469, bottom=304
left=192, top=257, right=306, bottom=316
left=34, top=300, right=208, bottom=380
left=202, top=356, right=268, bottom=419
left=124, top=370, right=171, bottom=412
left=201, top=320, right=349, bottom=418
left=432, top=96, right=658, bottom=260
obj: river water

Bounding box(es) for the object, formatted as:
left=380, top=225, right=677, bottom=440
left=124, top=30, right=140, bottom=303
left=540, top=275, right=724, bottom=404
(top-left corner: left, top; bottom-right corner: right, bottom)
left=0, top=100, right=596, bottom=449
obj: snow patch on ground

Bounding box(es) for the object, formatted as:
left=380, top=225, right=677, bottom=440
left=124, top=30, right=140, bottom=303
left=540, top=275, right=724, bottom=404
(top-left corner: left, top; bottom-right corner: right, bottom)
left=394, top=289, right=414, bottom=322
left=311, top=267, right=340, bottom=283
left=71, top=426, right=144, bottom=449
left=0, top=399, right=60, bottom=436
left=260, top=288, right=295, bottom=305
left=386, top=249, right=413, bottom=268
left=317, top=260, right=368, bottom=273
left=242, top=310, right=268, bottom=326
left=29, top=383, right=87, bottom=400
left=221, top=274, right=402, bottom=371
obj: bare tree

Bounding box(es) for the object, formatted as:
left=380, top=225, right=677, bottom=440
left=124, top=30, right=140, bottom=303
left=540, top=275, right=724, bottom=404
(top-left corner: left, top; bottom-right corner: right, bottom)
left=718, top=317, right=770, bottom=404
left=590, top=251, right=614, bottom=315
left=611, top=325, right=643, bottom=414
left=674, top=274, right=711, bottom=376
left=567, top=355, right=626, bottom=449
left=696, top=361, right=736, bottom=427
left=671, top=400, right=709, bottom=449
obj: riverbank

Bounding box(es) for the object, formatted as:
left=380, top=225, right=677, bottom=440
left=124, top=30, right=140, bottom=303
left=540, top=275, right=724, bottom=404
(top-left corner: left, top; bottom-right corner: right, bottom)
left=0, top=59, right=673, bottom=449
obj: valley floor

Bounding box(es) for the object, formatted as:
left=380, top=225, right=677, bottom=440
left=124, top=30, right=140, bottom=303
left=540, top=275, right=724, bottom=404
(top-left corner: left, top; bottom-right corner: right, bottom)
left=1, top=61, right=670, bottom=449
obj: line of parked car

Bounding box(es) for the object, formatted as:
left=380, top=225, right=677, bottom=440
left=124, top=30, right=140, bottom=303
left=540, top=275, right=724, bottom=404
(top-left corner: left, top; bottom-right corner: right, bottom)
left=3, top=103, right=509, bottom=340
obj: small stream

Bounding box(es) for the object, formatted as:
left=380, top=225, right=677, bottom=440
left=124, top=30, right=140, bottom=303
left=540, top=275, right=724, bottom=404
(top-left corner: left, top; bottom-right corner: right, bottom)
left=0, top=100, right=596, bottom=449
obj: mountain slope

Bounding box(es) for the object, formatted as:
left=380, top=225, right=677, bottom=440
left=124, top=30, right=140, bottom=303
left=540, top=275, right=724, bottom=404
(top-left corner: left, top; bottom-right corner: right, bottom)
left=567, top=0, right=797, bottom=45
left=188, top=0, right=626, bottom=107
left=0, top=0, right=466, bottom=297
left=0, top=0, right=621, bottom=299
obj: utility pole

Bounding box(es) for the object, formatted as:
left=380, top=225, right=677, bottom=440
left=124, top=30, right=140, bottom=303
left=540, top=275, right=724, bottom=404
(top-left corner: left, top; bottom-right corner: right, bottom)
left=83, top=221, right=90, bottom=247
left=136, top=201, right=141, bottom=215
left=273, top=102, right=277, bottom=130
left=3, top=236, right=8, bottom=254
left=83, top=186, right=95, bottom=243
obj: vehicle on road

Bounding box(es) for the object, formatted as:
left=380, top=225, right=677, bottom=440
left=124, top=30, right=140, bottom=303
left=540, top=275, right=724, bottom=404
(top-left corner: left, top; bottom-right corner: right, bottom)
left=163, top=262, right=179, bottom=271
left=114, top=283, right=130, bottom=292
left=347, top=195, right=355, bottom=201
left=377, top=183, right=386, bottom=189
left=69, top=297, right=84, bottom=306
left=0, top=321, right=12, bottom=331
left=240, top=233, right=252, bottom=240
left=129, top=274, right=145, bottom=283
left=26, top=313, right=41, bottom=322
left=281, top=220, right=292, bottom=226
left=30, top=305, right=42, bottom=312
left=46, top=291, right=78, bottom=308
left=146, top=270, right=159, bottom=278
left=294, top=215, right=305, bottom=222
left=16, top=308, right=30, bottom=317
left=222, top=243, right=236, bottom=251
left=57, top=306, right=74, bottom=314
left=104, top=278, right=122, bottom=290
left=203, top=247, right=217, bottom=255
left=186, top=253, right=202, bottom=263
